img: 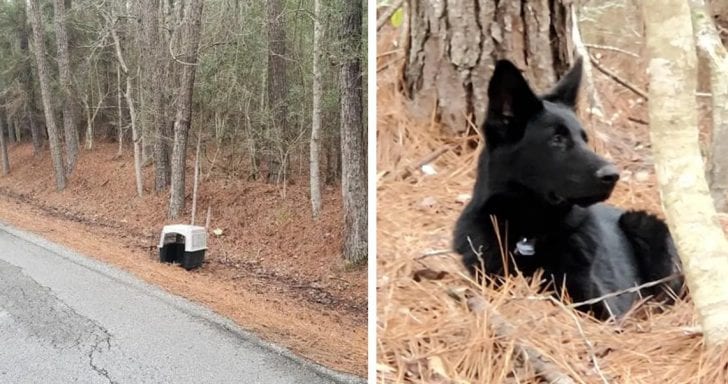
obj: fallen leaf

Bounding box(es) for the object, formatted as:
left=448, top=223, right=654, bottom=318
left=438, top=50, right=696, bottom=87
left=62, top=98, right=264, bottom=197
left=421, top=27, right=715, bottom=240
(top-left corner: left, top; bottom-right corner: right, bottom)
left=413, top=269, right=448, bottom=282
left=421, top=164, right=437, bottom=176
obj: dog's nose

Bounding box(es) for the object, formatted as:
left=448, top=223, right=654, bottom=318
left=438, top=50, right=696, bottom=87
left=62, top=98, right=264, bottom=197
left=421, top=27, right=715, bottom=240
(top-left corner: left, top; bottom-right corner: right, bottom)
left=596, top=165, right=620, bottom=184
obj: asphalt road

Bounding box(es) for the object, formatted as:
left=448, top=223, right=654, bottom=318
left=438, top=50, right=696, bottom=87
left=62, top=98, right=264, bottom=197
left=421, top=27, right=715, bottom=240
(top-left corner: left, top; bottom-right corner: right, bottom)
left=0, top=223, right=364, bottom=384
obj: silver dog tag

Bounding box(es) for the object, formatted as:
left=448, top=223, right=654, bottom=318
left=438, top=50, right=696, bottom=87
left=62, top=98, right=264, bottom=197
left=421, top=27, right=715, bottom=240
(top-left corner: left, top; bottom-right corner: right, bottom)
left=515, top=238, right=536, bottom=256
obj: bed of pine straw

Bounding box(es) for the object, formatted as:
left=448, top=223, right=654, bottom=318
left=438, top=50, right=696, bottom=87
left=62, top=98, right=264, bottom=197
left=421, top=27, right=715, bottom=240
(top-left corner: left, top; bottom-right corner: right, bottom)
left=375, top=32, right=728, bottom=384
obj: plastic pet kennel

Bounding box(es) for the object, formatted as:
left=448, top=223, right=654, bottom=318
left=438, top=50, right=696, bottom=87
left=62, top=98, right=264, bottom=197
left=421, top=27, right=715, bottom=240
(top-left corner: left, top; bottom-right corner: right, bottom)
left=158, top=224, right=207, bottom=270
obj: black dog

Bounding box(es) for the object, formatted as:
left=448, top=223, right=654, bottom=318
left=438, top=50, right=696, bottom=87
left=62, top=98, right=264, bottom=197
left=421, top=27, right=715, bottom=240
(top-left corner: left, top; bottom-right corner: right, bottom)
left=453, top=58, right=682, bottom=319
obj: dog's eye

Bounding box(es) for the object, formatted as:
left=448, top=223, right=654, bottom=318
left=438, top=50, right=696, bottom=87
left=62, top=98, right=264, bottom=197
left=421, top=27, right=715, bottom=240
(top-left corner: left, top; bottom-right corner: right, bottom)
left=551, top=133, right=568, bottom=147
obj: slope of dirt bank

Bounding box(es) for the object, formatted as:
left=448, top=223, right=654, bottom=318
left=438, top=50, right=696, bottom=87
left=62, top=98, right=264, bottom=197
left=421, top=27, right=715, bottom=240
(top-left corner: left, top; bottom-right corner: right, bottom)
left=0, top=143, right=366, bottom=376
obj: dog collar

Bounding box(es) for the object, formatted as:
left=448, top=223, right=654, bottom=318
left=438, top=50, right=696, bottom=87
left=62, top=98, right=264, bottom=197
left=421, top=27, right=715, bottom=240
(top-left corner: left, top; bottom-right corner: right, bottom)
left=515, top=237, right=536, bottom=256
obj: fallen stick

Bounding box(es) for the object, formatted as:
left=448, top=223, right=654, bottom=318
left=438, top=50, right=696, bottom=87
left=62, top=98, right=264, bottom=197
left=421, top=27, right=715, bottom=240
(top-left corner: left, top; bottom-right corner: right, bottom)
left=467, top=294, right=577, bottom=384
left=590, top=54, right=649, bottom=100
left=585, top=43, right=640, bottom=58
left=388, top=144, right=455, bottom=181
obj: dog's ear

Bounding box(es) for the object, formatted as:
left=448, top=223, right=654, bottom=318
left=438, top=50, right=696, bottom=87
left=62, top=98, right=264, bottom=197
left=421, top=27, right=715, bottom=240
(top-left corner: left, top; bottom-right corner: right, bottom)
left=542, top=57, right=583, bottom=108
left=484, top=60, right=542, bottom=147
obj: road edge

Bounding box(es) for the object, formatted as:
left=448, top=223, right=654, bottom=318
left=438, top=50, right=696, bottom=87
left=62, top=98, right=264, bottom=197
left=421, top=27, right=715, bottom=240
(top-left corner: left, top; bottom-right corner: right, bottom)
left=0, top=220, right=366, bottom=384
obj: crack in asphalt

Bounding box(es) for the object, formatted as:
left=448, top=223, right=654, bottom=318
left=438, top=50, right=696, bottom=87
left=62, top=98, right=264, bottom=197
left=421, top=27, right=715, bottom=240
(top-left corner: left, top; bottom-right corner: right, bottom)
left=88, top=332, right=116, bottom=384
left=0, top=258, right=117, bottom=382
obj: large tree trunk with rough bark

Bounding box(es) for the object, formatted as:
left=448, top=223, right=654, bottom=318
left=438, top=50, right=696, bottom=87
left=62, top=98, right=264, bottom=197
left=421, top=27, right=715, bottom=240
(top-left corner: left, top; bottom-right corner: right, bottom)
left=53, top=0, right=79, bottom=173
left=169, top=0, right=204, bottom=219
left=689, top=0, right=728, bottom=212
left=642, top=0, right=728, bottom=347
left=403, top=0, right=572, bottom=134
left=310, top=0, right=322, bottom=218
left=27, top=0, right=66, bottom=190
left=339, top=0, right=367, bottom=265
left=266, top=0, right=288, bottom=183
left=142, top=0, right=171, bottom=192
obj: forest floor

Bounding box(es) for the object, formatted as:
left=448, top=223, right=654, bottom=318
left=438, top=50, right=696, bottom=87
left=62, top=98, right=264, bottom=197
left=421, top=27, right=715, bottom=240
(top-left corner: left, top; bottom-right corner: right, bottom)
left=375, top=22, right=728, bottom=383
left=0, top=143, right=367, bottom=377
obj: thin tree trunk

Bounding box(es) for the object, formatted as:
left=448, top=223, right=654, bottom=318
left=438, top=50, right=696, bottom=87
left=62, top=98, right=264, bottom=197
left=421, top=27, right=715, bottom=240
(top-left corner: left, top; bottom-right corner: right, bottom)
left=138, top=66, right=150, bottom=163
left=19, top=4, right=41, bottom=154
left=53, top=0, right=79, bottom=173
left=27, top=0, right=66, bottom=190
left=126, top=76, right=143, bottom=197
left=117, top=63, right=124, bottom=156
left=169, top=0, right=204, bottom=219
left=190, top=133, right=201, bottom=225
left=339, top=0, right=367, bottom=265
left=0, top=114, right=9, bottom=175
left=108, top=11, right=143, bottom=197
left=27, top=104, right=40, bottom=152
left=310, top=0, right=322, bottom=218
left=689, top=0, right=728, bottom=212
left=14, top=117, right=21, bottom=143
left=643, top=0, right=728, bottom=346
left=6, top=114, right=15, bottom=144
left=266, top=0, right=288, bottom=183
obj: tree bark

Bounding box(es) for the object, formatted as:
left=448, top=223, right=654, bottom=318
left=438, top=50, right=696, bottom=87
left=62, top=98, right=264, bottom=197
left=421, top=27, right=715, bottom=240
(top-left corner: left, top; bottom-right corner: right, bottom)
left=310, top=0, right=322, bottom=218
left=339, top=0, right=367, bottom=265
left=107, top=7, right=143, bottom=197
left=142, top=0, right=171, bottom=192
left=0, top=113, right=9, bottom=176
left=6, top=114, right=15, bottom=145
left=19, top=4, right=42, bottom=155
left=53, top=0, right=79, bottom=173
left=266, top=0, right=288, bottom=183
left=127, top=75, right=143, bottom=198
left=403, top=0, right=572, bottom=134
left=26, top=0, right=66, bottom=190
left=117, top=63, right=123, bottom=156
left=190, top=133, right=201, bottom=225
left=689, top=0, right=728, bottom=212
left=642, top=0, right=728, bottom=346
left=169, top=0, right=204, bottom=219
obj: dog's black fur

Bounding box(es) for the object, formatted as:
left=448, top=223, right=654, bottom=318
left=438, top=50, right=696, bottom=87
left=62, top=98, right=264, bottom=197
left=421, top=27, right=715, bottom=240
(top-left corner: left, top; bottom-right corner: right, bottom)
left=453, top=59, right=683, bottom=319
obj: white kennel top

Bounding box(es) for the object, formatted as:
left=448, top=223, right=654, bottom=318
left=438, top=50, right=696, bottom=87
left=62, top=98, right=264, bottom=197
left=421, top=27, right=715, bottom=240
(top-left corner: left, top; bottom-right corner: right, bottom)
left=158, top=224, right=207, bottom=252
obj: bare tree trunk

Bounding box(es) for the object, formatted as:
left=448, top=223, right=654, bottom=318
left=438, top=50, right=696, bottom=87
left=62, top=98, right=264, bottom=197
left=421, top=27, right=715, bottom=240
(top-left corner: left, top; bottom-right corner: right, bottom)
left=27, top=0, right=66, bottom=190
left=689, top=0, right=728, bottom=212
left=13, top=117, right=21, bottom=143
left=643, top=0, right=728, bottom=346
left=84, top=97, right=93, bottom=150
left=6, top=114, right=15, bottom=145
left=108, top=10, right=143, bottom=197
left=266, top=0, right=288, bottom=183
left=27, top=104, right=41, bottom=153
left=53, top=0, right=79, bottom=173
left=403, top=0, right=572, bottom=133
left=310, top=0, right=322, bottom=218
left=339, top=0, right=367, bottom=265
left=117, top=63, right=124, bottom=156
left=127, top=76, right=143, bottom=197
left=190, top=133, right=201, bottom=225
left=169, top=0, right=204, bottom=219
left=19, top=4, right=41, bottom=155
left=141, top=0, right=171, bottom=192
left=0, top=114, right=9, bottom=175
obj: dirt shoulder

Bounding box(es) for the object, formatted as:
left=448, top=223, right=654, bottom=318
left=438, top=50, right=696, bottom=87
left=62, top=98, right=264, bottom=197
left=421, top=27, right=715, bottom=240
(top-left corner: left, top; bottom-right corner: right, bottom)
left=0, top=143, right=366, bottom=377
